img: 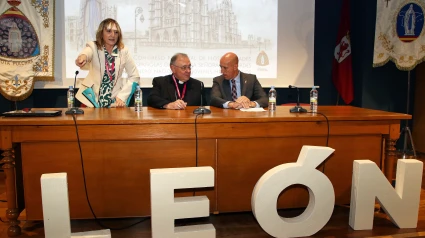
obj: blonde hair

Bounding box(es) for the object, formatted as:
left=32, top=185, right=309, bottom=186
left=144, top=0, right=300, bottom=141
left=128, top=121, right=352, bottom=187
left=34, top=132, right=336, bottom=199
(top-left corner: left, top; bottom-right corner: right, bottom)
left=94, top=18, right=124, bottom=50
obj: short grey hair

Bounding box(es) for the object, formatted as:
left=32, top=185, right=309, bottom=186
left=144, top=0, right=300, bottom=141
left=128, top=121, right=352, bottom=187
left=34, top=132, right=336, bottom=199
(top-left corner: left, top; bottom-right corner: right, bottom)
left=170, top=53, right=189, bottom=65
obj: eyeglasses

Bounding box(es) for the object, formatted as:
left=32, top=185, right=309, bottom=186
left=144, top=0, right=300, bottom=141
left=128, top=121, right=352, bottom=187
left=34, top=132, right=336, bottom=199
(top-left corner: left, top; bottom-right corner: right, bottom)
left=172, top=64, right=192, bottom=71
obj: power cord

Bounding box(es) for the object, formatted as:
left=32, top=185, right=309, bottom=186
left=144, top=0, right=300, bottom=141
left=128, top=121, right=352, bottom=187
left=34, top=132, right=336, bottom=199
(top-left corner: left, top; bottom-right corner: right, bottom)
left=71, top=114, right=148, bottom=230
left=307, top=111, right=330, bottom=173
left=194, top=113, right=201, bottom=167
left=309, top=112, right=330, bottom=147
left=193, top=113, right=202, bottom=197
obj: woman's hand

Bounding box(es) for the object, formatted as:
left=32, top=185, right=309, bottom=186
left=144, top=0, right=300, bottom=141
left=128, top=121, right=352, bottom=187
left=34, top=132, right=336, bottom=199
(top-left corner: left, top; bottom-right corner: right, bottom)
left=75, top=54, right=87, bottom=67
left=115, top=98, right=126, bottom=107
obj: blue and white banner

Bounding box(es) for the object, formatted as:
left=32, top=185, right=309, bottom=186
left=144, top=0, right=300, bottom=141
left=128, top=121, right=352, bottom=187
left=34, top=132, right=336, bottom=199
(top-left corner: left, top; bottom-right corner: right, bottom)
left=373, top=0, right=425, bottom=70
left=0, top=0, right=55, bottom=101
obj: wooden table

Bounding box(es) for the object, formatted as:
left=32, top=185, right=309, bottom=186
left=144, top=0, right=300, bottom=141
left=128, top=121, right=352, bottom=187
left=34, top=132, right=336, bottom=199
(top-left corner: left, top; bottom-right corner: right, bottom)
left=0, top=106, right=410, bottom=236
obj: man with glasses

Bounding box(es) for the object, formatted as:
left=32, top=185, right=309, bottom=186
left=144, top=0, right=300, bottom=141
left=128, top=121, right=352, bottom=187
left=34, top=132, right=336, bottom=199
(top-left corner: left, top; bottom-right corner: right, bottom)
left=148, top=53, right=204, bottom=109
left=210, top=52, right=268, bottom=109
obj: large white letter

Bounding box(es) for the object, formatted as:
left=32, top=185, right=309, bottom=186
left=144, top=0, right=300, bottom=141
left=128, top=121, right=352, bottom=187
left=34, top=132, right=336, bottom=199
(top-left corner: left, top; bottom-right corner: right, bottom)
left=41, top=173, right=111, bottom=238
left=41, top=173, right=71, bottom=238
left=252, top=146, right=335, bottom=237
left=150, top=166, right=215, bottom=238
left=349, top=159, right=423, bottom=230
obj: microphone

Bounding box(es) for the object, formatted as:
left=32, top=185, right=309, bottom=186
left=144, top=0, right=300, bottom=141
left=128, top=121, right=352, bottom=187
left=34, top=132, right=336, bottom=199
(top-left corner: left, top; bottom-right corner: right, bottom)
left=288, top=85, right=307, bottom=113
left=74, top=70, right=79, bottom=88
left=193, top=81, right=211, bottom=114
left=65, top=71, right=84, bottom=115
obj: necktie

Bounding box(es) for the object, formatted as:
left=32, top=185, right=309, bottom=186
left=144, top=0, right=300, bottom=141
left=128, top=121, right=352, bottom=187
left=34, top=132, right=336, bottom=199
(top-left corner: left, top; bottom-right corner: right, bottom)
left=231, top=79, right=237, bottom=101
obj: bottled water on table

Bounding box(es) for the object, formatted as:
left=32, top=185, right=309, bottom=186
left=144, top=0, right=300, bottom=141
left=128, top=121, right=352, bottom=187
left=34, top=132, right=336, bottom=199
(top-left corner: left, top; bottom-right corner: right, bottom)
left=268, top=86, right=276, bottom=111
left=310, top=86, right=318, bottom=113
left=67, top=86, right=74, bottom=109
left=134, top=85, right=143, bottom=112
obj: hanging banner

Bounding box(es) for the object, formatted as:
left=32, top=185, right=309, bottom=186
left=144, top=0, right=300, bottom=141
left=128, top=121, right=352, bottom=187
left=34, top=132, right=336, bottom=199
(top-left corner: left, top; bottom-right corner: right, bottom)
left=0, top=0, right=55, bottom=101
left=373, top=0, right=425, bottom=71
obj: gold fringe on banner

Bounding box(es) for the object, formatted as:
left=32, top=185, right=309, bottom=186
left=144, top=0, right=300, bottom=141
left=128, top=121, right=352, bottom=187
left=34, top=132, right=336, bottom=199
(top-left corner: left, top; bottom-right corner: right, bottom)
left=0, top=0, right=55, bottom=101
left=373, top=56, right=425, bottom=71
left=0, top=77, right=35, bottom=101
left=373, top=0, right=425, bottom=71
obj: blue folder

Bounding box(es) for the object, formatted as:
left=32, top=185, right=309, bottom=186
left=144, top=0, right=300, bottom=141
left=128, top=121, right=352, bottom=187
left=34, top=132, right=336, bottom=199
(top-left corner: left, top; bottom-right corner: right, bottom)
left=82, top=82, right=139, bottom=108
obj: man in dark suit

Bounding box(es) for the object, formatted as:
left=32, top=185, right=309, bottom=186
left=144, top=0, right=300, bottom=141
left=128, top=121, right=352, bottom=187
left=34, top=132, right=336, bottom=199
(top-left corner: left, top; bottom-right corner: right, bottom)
left=210, top=52, right=268, bottom=109
left=148, top=53, right=203, bottom=109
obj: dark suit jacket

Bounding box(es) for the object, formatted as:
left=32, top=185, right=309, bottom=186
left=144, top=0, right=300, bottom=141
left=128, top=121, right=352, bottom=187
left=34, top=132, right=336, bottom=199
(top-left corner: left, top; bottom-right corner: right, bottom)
left=147, top=74, right=205, bottom=108
left=210, top=72, right=268, bottom=108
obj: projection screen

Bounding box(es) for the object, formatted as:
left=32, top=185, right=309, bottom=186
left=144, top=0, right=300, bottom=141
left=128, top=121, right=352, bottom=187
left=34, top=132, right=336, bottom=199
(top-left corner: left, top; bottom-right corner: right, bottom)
left=37, top=0, right=314, bottom=89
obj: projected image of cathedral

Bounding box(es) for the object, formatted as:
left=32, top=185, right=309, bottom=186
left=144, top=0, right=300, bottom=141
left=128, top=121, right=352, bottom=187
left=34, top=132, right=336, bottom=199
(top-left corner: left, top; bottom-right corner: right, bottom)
left=66, top=0, right=117, bottom=51
left=148, top=0, right=243, bottom=48
left=65, top=0, right=270, bottom=50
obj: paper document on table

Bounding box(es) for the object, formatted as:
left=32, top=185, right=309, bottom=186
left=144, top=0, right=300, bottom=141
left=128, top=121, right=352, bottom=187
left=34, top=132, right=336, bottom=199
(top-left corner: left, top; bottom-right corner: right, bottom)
left=240, top=108, right=266, bottom=112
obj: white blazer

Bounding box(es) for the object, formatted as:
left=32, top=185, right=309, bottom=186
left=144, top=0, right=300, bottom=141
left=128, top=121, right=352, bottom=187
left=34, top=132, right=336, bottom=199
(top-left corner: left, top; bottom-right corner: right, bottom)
left=75, top=41, right=140, bottom=107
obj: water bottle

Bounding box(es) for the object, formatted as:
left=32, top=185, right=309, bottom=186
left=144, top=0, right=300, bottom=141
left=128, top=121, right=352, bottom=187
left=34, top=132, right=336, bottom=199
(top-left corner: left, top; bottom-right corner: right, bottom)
left=268, top=86, right=276, bottom=111
left=310, top=86, right=318, bottom=113
left=67, top=86, right=74, bottom=109
left=134, top=85, right=142, bottom=112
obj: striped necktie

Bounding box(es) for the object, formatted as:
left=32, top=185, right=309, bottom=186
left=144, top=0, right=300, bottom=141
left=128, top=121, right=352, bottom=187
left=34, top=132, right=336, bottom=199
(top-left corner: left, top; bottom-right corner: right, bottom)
left=231, top=79, right=237, bottom=101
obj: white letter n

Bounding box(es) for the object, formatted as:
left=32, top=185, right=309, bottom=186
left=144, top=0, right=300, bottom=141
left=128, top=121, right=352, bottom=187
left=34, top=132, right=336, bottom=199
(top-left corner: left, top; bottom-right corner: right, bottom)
left=349, top=159, right=423, bottom=230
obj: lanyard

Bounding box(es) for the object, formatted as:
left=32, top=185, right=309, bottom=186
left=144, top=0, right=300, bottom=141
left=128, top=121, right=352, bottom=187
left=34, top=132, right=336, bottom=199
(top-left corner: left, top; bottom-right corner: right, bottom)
left=172, top=75, right=187, bottom=100
left=105, top=60, right=115, bottom=82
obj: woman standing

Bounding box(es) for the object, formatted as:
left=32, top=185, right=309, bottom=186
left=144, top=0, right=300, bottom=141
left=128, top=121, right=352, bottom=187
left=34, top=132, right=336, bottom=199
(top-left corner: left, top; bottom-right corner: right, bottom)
left=75, top=18, right=140, bottom=107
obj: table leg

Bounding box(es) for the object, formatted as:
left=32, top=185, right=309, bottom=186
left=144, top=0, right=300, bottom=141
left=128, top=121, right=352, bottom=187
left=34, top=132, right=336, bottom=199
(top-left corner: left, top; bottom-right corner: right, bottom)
left=1, top=149, right=21, bottom=237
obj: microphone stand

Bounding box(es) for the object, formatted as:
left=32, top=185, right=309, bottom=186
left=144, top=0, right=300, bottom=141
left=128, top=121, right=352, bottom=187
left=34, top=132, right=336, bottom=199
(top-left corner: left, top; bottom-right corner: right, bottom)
left=65, top=71, right=84, bottom=115
left=193, top=107, right=211, bottom=114
left=193, top=82, right=211, bottom=114
left=289, top=86, right=307, bottom=113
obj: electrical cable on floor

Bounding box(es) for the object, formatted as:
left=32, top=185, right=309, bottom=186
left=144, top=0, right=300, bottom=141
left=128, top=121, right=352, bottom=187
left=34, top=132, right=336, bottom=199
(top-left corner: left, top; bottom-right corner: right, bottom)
left=71, top=114, right=149, bottom=230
